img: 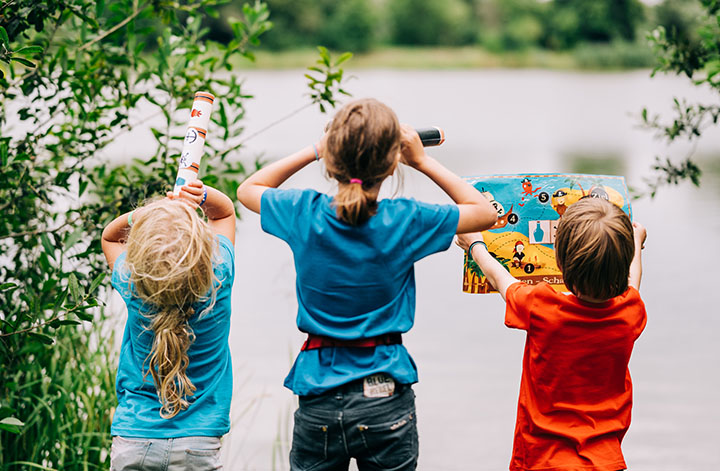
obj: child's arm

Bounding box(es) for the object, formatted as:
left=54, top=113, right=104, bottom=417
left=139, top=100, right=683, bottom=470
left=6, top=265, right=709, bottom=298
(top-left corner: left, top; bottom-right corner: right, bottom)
left=236, top=143, right=319, bottom=214
left=628, top=221, right=646, bottom=290
left=101, top=210, right=137, bottom=271
left=399, top=125, right=497, bottom=233
left=169, top=181, right=236, bottom=245
left=456, top=232, right=519, bottom=301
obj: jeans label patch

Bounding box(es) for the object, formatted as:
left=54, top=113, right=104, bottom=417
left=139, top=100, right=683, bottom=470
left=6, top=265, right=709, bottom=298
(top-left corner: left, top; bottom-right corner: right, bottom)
left=363, top=373, right=395, bottom=398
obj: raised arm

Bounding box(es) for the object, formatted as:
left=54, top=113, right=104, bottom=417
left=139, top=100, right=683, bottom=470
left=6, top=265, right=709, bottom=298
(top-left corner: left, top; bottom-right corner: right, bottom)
left=456, top=232, right=519, bottom=300
left=399, top=125, right=497, bottom=233
left=628, top=221, right=646, bottom=290
left=236, top=144, right=319, bottom=214
left=101, top=210, right=135, bottom=271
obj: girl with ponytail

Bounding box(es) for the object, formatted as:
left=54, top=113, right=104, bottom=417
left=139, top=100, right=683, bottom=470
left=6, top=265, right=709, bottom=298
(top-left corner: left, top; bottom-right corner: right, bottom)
left=102, top=181, right=235, bottom=470
left=237, top=98, right=498, bottom=471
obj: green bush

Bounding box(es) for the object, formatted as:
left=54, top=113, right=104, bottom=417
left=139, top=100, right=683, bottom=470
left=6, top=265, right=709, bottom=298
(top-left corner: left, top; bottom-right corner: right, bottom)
left=388, top=0, right=474, bottom=46
left=0, top=1, right=349, bottom=468
left=319, top=0, right=378, bottom=53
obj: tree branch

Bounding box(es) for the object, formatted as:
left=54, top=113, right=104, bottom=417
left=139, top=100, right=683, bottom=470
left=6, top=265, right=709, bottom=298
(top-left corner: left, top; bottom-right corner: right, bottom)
left=78, top=2, right=149, bottom=51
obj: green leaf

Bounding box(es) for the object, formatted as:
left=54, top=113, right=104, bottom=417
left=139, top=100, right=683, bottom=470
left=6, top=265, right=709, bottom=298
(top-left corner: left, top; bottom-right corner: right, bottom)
left=41, top=233, right=56, bottom=260
left=15, top=46, right=43, bottom=56
left=68, top=273, right=80, bottom=301
left=28, top=332, right=54, bottom=345
left=0, top=416, right=24, bottom=434
left=89, top=272, right=106, bottom=294
left=56, top=319, right=82, bottom=326
left=75, top=310, right=94, bottom=322
left=0, top=282, right=17, bottom=291
left=9, top=56, right=35, bottom=67
left=0, top=26, right=8, bottom=48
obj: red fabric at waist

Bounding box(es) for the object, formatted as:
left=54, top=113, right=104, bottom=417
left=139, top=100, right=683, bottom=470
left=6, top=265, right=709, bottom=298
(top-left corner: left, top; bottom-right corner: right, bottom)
left=301, top=333, right=402, bottom=351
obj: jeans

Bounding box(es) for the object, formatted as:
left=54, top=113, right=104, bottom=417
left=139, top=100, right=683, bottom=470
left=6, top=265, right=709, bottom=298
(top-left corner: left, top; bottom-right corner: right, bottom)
left=290, top=380, right=418, bottom=471
left=110, top=436, right=222, bottom=471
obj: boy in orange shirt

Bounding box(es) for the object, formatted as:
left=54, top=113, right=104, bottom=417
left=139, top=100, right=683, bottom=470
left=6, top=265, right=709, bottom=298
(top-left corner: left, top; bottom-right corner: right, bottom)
left=457, top=198, right=647, bottom=471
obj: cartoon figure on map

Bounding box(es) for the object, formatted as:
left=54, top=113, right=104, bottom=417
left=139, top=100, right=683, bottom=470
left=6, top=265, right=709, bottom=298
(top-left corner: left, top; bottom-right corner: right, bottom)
left=552, top=189, right=568, bottom=216
left=482, top=190, right=517, bottom=229
left=512, top=241, right=526, bottom=268
left=519, top=178, right=543, bottom=207
left=589, top=186, right=609, bottom=201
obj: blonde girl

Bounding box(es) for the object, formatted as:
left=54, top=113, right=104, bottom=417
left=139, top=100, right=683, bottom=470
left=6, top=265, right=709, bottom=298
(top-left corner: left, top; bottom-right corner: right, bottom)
left=237, top=98, right=497, bottom=471
left=102, top=181, right=235, bottom=471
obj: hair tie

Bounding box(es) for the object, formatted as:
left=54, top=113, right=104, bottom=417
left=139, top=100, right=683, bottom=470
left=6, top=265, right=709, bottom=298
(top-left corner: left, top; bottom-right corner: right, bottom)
left=349, top=178, right=363, bottom=185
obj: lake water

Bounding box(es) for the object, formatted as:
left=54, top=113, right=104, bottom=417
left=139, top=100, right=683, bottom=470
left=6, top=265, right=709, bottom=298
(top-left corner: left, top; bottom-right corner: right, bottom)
left=109, top=69, right=720, bottom=470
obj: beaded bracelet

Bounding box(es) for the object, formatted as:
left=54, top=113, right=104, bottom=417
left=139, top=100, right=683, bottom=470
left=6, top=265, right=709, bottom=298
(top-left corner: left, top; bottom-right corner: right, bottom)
left=127, top=211, right=134, bottom=227
left=199, top=187, right=208, bottom=206
left=468, top=240, right=487, bottom=262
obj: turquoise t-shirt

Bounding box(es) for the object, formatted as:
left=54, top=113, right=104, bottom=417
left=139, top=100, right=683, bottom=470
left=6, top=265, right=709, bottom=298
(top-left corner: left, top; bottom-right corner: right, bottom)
left=110, top=234, right=234, bottom=438
left=261, top=189, right=460, bottom=396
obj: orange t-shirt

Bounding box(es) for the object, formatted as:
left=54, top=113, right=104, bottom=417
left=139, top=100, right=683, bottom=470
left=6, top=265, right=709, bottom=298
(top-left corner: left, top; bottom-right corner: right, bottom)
left=505, top=282, right=647, bottom=471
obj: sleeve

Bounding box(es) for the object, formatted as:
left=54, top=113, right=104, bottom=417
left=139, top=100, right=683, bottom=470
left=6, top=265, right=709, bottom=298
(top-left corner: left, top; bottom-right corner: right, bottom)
left=215, top=234, right=236, bottom=287
left=260, top=188, right=308, bottom=243
left=406, top=200, right=460, bottom=262
left=504, top=281, right=534, bottom=331
left=110, top=252, right=131, bottom=299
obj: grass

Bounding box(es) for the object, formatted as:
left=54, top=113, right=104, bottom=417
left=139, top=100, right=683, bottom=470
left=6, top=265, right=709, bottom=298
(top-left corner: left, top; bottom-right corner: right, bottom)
left=240, top=44, right=655, bottom=71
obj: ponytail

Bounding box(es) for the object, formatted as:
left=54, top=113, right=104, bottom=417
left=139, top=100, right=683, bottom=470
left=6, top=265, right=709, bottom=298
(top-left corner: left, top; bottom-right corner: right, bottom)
left=324, top=98, right=401, bottom=226
left=334, top=181, right=377, bottom=225
left=145, top=306, right=197, bottom=419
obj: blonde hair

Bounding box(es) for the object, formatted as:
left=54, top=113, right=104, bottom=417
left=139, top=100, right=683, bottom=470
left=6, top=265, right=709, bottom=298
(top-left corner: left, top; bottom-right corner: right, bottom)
left=324, top=98, right=401, bottom=225
left=555, top=198, right=634, bottom=301
left=124, top=199, right=218, bottom=419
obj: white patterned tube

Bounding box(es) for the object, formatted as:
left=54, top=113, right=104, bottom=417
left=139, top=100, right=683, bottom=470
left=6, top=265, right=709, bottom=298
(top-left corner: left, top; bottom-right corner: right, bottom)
left=173, top=91, right=214, bottom=195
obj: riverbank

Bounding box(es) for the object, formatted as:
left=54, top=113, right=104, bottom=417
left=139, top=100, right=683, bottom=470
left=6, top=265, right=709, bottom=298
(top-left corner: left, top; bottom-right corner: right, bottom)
left=243, top=43, right=656, bottom=70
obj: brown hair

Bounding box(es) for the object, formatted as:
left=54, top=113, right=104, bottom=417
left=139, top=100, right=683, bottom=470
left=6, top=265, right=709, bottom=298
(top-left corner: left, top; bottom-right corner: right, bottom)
left=555, top=198, right=634, bottom=301
left=124, top=199, right=218, bottom=418
left=324, top=98, right=401, bottom=225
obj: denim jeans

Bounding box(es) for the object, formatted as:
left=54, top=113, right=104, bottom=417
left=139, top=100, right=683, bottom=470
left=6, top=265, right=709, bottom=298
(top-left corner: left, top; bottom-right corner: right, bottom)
left=110, top=436, right=222, bottom=471
left=290, top=380, right=418, bottom=471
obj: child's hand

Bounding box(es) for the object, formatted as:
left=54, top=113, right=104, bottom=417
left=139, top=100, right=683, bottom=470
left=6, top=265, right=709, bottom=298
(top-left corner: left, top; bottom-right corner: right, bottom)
left=167, top=180, right=206, bottom=209
left=399, top=124, right=427, bottom=170
left=632, top=221, right=647, bottom=249
left=455, top=232, right=484, bottom=251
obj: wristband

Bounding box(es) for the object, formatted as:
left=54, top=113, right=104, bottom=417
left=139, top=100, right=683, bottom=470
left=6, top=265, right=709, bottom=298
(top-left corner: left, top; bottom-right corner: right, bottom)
left=127, top=211, right=134, bottom=227
left=312, top=143, right=320, bottom=161
left=199, top=187, right=207, bottom=206
left=468, top=240, right=487, bottom=261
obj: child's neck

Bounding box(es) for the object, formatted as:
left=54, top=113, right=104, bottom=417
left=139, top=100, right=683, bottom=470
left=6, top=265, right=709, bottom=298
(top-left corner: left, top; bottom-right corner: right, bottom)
left=576, top=293, right=611, bottom=304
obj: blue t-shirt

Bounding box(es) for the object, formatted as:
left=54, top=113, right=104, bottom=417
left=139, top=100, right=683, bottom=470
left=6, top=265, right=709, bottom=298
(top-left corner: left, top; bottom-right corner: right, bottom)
left=110, top=234, right=235, bottom=438
left=261, top=188, right=459, bottom=396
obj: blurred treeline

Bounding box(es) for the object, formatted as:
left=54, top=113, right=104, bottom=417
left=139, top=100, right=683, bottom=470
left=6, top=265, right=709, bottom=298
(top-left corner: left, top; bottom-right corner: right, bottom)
left=206, top=0, right=702, bottom=68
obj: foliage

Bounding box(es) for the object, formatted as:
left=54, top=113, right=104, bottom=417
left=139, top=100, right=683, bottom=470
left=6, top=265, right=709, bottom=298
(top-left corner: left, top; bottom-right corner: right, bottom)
left=545, top=0, right=646, bottom=48
left=389, top=0, right=474, bottom=46
left=0, top=0, right=350, bottom=469
left=640, top=0, right=720, bottom=196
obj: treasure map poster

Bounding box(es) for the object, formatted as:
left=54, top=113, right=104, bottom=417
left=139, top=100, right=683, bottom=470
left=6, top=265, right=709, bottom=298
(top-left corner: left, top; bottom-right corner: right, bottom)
left=462, top=174, right=632, bottom=294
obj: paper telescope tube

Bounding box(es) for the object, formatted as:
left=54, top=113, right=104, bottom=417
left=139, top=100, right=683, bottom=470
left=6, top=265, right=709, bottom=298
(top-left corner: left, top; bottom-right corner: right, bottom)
left=173, top=91, right=215, bottom=195
left=415, top=127, right=445, bottom=147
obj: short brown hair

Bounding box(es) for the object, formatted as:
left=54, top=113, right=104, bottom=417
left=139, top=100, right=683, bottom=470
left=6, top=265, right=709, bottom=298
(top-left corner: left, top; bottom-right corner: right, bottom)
left=555, top=198, right=634, bottom=301
left=324, top=98, right=401, bottom=225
